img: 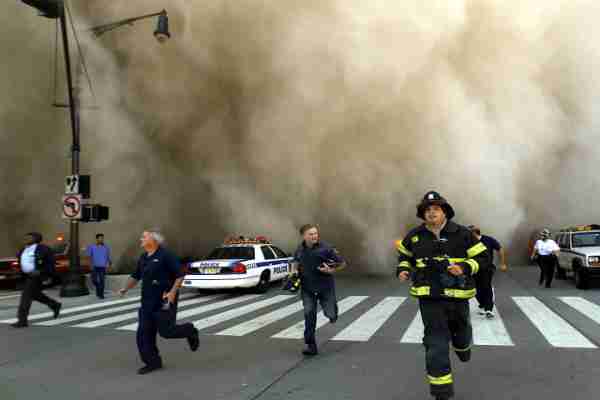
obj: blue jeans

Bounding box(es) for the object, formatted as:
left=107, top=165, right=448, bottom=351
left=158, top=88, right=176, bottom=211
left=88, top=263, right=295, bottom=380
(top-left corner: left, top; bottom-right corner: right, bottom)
left=301, top=287, right=338, bottom=345
left=91, top=267, right=106, bottom=298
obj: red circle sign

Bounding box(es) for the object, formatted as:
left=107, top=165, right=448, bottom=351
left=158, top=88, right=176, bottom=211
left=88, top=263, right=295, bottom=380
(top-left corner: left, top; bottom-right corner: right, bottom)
left=63, top=195, right=81, bottom=218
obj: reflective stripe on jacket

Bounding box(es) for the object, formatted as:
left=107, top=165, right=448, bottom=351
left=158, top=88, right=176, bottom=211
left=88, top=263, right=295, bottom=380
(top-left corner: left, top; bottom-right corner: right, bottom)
left=396, top=221, right=487, bottom=300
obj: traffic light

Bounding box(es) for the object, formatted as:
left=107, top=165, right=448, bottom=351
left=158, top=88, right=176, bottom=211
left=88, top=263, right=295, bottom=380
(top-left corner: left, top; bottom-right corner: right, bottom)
left=81, top=204, right=109, bottom=222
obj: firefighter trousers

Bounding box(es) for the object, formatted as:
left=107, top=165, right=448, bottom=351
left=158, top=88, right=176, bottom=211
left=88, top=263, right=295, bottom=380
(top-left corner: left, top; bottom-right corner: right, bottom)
left=419, top=298, right=472, bottom=398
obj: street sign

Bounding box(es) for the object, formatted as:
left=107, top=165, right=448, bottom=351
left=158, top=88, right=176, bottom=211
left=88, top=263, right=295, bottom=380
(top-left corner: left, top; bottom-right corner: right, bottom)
left=64, top=175, right=91, bottom=198
left=62, top=194, right=82, bottom=219
left=65, top=175, right=79, bottom=194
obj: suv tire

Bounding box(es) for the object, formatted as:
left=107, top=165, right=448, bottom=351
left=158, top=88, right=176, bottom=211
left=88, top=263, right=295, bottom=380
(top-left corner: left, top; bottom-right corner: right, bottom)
left=574, top=264, right=589, bottom=290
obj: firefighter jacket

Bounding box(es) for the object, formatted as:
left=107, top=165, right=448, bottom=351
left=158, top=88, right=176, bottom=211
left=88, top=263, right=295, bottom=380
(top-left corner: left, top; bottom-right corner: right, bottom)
left=396, top=221, right=487, bottom=300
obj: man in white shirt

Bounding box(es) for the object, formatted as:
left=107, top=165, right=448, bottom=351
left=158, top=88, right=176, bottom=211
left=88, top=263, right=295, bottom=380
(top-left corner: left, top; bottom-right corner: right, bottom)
left=13, top=232, right=62, bottom=328
left=531, top=229, right=560, bottom=288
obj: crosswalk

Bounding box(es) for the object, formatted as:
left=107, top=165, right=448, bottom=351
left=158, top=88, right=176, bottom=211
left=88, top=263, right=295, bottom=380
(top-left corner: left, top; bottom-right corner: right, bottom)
left=2, top=292, right=600, bottom=349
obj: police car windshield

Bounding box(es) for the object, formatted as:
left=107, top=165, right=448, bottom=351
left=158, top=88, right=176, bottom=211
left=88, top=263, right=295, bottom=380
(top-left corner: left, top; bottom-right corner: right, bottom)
left=572, top=232, right=600, bottom=247
left=206, top=247, right=255, bottom=260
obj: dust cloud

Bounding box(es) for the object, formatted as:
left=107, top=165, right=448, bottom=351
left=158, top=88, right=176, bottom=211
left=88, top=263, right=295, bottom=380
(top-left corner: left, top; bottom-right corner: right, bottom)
left=3, top=0, right=600, bottom=272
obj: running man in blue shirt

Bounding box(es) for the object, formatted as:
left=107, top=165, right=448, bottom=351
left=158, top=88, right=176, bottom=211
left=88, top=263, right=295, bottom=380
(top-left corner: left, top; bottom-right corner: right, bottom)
left=86, top=233, right=112, bottom=299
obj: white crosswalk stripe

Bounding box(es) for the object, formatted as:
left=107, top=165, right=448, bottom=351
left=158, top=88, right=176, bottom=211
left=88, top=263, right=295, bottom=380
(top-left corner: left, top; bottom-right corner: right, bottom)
left=0, top=295, right=143, bottom=324
left=71, top=295, right=223, bottom=328
left=401, top=300, right=516, bottom=346
left=192, top=295, right=292, bottom=331
left=272, top=296, right=368, bottom=340
left=513, top=296, right=596, bottom=348
left=400, top=310, right=424, bottom=344
left=116, top=295, right=262, bottom=331
left=558, top=297, right=600, bottom=325
left=332, top=297, right=406, bottom=342
left=216, top=300, right=304, bottom=336
left=469, top=299, right=513, bottom=346
left=3, top=293, right=600, bottom=349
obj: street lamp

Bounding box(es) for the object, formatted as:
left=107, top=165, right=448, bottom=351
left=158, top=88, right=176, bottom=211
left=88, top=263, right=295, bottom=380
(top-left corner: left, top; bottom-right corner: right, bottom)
left=90, top=9, right=171, bottom=43
left=20, top=1, right=171, bottom=297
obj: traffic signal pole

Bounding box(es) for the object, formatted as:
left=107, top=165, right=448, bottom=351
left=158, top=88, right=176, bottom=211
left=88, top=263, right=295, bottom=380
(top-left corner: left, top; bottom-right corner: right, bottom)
left=58, top=7, right=89, bottom=297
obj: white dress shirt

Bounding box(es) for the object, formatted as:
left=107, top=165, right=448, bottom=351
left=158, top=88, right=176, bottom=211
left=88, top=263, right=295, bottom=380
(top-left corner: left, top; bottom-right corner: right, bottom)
left=20, top=244, right=37, bottom=273
left=535, top=239, right=559, bottom=256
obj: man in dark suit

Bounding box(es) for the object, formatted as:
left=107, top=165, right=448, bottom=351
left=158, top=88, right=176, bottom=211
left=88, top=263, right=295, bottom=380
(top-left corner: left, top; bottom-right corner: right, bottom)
left=12, top=232, right=62, bottom=328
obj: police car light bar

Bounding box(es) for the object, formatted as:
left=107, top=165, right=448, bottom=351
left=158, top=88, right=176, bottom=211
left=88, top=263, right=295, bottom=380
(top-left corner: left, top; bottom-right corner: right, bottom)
left=224, top=235, right=271, bottom=245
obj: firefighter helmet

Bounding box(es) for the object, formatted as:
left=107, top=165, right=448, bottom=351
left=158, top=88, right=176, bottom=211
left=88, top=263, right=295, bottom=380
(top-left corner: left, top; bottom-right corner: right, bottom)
left=416, top=191, right=455, bottom=220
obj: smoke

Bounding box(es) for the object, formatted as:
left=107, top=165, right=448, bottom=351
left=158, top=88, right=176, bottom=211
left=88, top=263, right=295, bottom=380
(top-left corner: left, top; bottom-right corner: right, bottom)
left=3, top=0, right=600, bottom=272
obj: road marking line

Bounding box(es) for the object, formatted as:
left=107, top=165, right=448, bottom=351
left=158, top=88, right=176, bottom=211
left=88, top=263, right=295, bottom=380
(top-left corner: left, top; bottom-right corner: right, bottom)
left=558, top=297, right=600, bottom=325
left=332, top=297, right=406, bottom=342
left=400, top=310, right=424, bottom=344
left=0, top=295, right=144, bottom=324
left=62, top=296, right=221, bottom=328
left=192, top=295, right=292, bottom=331
left=216, top=300, right=304, bottom=336
left=116, top=295, right=262, bottom=331
left=272, top=296, right=369, bottom=340
left=0, top=294, right=21, bottom=300
left=513, top=296, right=596, bottom=348
left=469, top=299, right=513, bottom=346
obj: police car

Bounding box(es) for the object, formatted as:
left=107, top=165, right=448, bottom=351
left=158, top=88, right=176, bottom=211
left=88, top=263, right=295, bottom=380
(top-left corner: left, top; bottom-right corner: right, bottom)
left=182, top=236, right=293, bottom=293
left=554, top=225, right=600, bottom=289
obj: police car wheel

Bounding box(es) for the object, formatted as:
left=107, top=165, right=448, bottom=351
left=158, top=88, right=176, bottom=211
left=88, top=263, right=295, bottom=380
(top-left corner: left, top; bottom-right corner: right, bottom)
left=255, top=272, right=270, bottom=294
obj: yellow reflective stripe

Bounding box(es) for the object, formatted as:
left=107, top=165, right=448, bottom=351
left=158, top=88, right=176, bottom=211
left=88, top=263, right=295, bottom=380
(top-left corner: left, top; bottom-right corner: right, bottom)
left=467, top=242, right=487, bottom=258
left=448, top=258, right=466, bottom=263
left=452, top=344, right=472, bottom=352
left=428, top=373, right=453, bottom=385
left=443, top=288, right=476, bottom=299
left=415, top=259, right=426, bottom=268
left=410, top=286, right=431, bottom=296
left=397, top=241, right=414, bottom=258
left=464, top=259, right=479, bottom=274
left=398, top=261, right=411, bottom=268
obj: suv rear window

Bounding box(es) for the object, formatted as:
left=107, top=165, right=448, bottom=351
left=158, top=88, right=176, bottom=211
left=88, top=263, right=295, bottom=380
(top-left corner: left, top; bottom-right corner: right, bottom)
left=206, top=247, right=255, bottom=260
left=572, top=232, right=600, bottom=247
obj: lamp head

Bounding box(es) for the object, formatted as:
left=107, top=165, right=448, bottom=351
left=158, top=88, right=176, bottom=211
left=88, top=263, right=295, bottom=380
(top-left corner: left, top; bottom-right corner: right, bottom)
left=154, top=10, right=171, bottom=43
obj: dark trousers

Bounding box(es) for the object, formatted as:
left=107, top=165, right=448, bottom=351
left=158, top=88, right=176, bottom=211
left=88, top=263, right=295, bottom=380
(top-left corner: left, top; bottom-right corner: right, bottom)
left=419, top=299, right=472, bottom=398
left=538, top=255, right=556, bottom=288
left=17, top=274, right=60, bottom=323
left=301, top=287, right=338, bottom=345
left=475, top=267, right=495, bottom=311
left=91, top=267, right=106, bottom=298
left=136, top=302, right=196, bottom=367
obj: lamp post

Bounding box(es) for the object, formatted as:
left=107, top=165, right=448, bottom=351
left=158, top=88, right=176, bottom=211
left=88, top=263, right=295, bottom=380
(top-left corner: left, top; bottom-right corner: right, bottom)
left=20, top=1, right=171, bottom=297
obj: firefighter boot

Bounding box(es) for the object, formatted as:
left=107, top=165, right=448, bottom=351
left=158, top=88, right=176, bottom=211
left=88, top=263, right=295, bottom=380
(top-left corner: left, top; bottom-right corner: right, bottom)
left=454, top=347, right=471, bottom=362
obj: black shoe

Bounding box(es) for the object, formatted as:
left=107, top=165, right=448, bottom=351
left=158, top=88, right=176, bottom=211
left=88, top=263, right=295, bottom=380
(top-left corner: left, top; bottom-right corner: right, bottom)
left=11, top=321, right=28, bottom=328
left=52, top=303, right=62, bottom=319
left=137, top=364, right=163, bottom=375
left=187, top=328, right=200, bottom=352
left=302, top=343, right=318, bottom=356
left=435, top=397, right=450, bottom=400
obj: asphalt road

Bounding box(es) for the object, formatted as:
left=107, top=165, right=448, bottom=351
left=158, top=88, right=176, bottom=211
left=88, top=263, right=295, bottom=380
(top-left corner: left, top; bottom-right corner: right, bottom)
left=1, top=266, right=599, bottom=400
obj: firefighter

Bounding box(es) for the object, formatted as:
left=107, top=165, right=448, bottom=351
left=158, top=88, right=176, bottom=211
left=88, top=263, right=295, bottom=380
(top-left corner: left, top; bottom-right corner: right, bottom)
left=396, top=191, right=488, bottom=400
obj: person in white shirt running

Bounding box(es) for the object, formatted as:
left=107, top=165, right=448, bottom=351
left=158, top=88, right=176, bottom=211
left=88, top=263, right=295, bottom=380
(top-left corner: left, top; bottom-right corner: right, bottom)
left=531, top=229, right=560, bottom=288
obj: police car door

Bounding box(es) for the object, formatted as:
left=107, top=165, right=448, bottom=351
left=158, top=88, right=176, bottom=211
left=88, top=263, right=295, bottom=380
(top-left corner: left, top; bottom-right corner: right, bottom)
left=269, top=246, right=292, bottom=279
left=259, top=245, right=285, bottom=280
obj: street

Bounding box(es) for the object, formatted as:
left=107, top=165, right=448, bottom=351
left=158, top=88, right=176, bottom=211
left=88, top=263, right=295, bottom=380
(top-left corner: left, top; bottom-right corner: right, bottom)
left=1, top=267, right=599, bottom=400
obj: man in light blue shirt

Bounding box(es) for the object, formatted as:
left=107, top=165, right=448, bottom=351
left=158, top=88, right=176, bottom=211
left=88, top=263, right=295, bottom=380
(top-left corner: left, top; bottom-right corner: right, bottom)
left=86, top=233, right=112, bottom=299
